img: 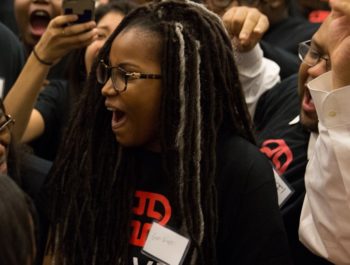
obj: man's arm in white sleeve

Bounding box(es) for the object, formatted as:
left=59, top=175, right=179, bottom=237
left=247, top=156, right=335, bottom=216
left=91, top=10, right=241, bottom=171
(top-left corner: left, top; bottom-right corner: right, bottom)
left=220, top=5, right=280, bottom=118
left=235, top=43, right=280, bottom=117
left=299, top=71, right=350, bottom=264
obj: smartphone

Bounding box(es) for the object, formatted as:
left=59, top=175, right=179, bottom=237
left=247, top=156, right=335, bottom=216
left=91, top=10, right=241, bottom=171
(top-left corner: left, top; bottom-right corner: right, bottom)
left=62, top=0, right=95, bottom=24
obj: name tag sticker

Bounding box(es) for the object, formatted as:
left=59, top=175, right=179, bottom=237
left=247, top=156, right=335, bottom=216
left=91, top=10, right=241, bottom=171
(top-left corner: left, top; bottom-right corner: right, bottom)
left=142, top=222, right=190, bottom=265
left=273, top=168, right=294, bottom=208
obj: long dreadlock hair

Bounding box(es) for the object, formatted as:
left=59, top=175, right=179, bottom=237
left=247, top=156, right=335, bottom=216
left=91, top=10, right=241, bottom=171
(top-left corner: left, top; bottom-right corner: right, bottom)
left=45, top=1, right=255, bottom=264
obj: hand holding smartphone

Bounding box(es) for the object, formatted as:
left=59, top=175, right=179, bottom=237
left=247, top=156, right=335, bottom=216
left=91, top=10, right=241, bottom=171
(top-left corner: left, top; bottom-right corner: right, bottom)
left=62, top=0, right=95, bottom=24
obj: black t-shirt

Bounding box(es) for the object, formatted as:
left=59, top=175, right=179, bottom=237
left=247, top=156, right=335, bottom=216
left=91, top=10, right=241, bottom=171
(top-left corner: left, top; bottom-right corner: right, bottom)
left=129, top=135, right=292, bottom=264
left=46, top=55, right=70, bottom=81
left=254, top=74, right=331, bottom=265
left=30, top=80, right=69, bottom=161
left=18, top=151, right=52, bottom=265
left=0, top=22, right=24, bottom=97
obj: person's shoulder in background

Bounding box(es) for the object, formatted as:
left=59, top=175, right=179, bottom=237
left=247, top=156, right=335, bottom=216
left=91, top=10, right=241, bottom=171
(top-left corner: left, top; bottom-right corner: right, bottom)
left=0, top=22, right=25, bottom=97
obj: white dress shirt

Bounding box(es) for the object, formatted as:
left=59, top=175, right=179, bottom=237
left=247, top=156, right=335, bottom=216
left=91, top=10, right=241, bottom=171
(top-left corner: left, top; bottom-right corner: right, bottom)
left=299, top=71, right=350, bottom=265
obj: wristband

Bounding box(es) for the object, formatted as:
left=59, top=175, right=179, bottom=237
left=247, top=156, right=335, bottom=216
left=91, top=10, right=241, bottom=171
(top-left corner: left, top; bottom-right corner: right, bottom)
left=32, top=47, right=53, bottom=66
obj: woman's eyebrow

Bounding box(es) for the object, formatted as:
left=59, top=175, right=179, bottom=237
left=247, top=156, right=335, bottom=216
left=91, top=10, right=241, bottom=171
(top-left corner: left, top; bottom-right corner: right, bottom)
left=117, top=62, right=142, bottom=71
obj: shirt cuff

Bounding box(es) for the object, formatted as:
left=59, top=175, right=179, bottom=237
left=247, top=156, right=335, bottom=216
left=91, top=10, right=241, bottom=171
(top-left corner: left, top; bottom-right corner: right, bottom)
left=235, top=44, right=263, bottom=73
left=308, top=71, right=350, bottom=128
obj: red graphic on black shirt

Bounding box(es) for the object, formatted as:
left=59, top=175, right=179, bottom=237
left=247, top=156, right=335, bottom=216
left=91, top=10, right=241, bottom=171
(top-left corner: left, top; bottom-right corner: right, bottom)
left=260, top=139, right=293, bottom=175
left=130, top=191, right=171, bottom=247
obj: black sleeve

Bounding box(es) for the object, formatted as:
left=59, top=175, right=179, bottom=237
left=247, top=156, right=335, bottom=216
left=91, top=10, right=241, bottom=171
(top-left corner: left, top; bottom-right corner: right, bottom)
left=32, top=80, right=69, bottom=160
left=34, top=80, right=68, bottom=133
left=20, top=152, right=52, bottom=200
left=254, top=74, right=299, bottom=129
left=216, top=136, right=292, bottom=265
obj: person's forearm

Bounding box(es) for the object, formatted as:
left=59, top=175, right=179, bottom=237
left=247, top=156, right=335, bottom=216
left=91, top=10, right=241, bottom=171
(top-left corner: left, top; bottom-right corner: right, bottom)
left=4, top=52, right=50, bottom=142
left=4, top=14, right=96, bottom=143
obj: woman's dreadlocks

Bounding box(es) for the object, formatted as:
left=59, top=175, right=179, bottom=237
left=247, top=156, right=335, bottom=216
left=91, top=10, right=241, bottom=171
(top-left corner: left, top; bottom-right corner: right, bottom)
left=44, top=1, right=255, bottom=264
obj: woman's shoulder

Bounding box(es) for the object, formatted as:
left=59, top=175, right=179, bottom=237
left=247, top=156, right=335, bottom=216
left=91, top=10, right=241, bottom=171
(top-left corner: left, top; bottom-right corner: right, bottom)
left=216, top=134, right=291, bottom=265
left=216, top=134, right=275, bottom=191
left=217, top=134, right=269, bottom=169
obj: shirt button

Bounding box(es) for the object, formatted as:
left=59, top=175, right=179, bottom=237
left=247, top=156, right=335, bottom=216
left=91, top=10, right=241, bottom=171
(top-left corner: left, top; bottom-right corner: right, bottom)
left=329, top=111, right=337, bottom=117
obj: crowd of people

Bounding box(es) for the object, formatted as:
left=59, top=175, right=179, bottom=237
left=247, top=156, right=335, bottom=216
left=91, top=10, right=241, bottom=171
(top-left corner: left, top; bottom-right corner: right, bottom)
left=0, top=0, right=349, bottom=264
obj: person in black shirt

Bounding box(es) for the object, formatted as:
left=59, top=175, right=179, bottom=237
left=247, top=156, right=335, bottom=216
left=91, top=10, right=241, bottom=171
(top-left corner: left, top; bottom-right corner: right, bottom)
left=43, top=1, right=292, bottom=264
left=204, top=1, right=330, bottom=263
left=5, top=2, right=137, bottom=162
left=4, top=13, right=97, bottom=158
left=253, top=25, right=332, bottom=265
left=0, top=22, right=24, bottom=97
left=0, top=96, right=51, bottom=265
left=0, top=0, right=19, bottom=35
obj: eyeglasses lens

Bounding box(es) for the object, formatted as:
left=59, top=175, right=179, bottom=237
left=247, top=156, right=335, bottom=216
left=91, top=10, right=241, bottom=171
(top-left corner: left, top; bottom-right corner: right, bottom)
left=111, top=68, right=126, bottom=92
left=97, top=62, right=108, bottom=85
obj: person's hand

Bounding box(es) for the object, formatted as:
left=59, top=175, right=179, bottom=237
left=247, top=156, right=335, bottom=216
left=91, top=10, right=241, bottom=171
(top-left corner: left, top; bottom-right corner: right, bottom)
left=330, top=0, right=350, bottom=14
left=325, top=1, right=350, bottom=88
left=34, top=14, right=97, bottom=65
left=222, top=6, right=269, bottom=52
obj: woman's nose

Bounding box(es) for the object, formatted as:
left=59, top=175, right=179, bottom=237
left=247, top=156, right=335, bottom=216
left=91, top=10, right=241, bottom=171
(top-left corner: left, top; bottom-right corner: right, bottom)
left=101, top=78, right=118, bottom=97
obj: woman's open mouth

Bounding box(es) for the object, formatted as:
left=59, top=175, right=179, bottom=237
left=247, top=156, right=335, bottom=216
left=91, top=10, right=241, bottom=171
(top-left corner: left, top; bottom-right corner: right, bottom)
left=111, top=109, right=127, bottom=130
left=30, top=10, right=51, bottom=37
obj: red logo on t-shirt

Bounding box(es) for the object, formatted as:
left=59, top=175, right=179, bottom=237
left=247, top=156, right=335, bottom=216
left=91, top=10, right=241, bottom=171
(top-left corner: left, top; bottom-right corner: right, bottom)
left=129, top=191, right=171, bottom=247
left=260, top=139, right=293, bottom=175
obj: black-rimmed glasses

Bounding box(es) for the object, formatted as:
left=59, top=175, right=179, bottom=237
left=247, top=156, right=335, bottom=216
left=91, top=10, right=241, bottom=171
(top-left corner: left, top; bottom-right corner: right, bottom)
left=96, top=60, right=162, bottom=93
left=298, top=40, right=329, bottom=68
left=0, top=114, right=14, bottom=134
